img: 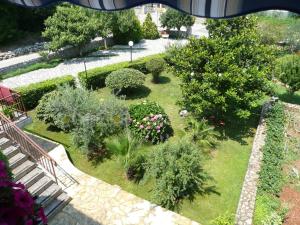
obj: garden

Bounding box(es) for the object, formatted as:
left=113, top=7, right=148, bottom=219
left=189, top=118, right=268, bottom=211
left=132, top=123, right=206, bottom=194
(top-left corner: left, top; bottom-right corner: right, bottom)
left=4, top=9, right=299, bottom=225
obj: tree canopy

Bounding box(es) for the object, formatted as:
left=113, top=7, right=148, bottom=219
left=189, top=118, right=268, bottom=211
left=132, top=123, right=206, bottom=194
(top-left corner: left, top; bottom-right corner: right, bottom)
left=43, top=4, right=98, bottom=54
left=160, top=8, right=195, bottom=31
left=167, top=16, right=275, bottom=120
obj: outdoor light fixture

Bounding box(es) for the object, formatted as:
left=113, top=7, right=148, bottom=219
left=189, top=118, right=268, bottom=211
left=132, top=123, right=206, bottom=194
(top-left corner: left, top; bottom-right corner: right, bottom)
left=128, top=41, right=134, bottom=63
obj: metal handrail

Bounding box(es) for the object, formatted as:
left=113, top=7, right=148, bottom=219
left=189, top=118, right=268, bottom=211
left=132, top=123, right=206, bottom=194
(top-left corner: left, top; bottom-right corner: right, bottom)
left=0, top=112, right=58, bottom=183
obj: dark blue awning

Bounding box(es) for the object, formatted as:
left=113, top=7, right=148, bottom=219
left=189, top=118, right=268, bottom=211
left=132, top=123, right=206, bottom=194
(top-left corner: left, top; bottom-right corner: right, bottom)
left=5, top=0, right=300, bottom=18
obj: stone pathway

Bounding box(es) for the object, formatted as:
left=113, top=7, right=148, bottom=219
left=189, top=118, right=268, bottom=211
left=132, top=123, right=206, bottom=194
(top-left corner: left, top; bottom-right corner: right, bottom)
left=48, top=145, right=200, bottom=225
left=0, top=39, right=187, bottom=89
left=235, top=103, right=269, bottom=225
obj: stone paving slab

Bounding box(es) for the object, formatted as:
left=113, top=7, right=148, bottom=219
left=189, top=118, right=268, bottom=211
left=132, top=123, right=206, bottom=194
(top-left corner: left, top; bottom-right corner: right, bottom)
left=48, top=145, right=200, bottom=225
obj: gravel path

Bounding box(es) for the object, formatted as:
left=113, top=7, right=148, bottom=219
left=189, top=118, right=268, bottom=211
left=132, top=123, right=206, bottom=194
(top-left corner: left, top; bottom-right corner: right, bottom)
left=0, top=39, right=187, bottom=89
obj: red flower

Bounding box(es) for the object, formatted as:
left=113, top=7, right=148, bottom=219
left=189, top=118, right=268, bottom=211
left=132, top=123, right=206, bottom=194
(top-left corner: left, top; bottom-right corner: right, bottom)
left=13, top=189, right=34, bottom=213
left=25, top=219, right=33, bottom=225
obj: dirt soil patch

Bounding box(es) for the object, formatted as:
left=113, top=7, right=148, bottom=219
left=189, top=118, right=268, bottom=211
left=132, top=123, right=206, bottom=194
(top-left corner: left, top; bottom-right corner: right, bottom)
left=280, top=186, right=300, bottom=225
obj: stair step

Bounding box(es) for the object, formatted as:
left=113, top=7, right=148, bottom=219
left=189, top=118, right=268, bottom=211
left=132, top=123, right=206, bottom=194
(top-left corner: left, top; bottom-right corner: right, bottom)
left=45, top=192, right=71, bottom=221
left=36, top=183, right=62, bottom=208
left=2, top=145, right=20, bottom=159
left=13, top=160, right=36, bottom=181
left=28, top=176, right=54, bottom=197
left=17, top=167, right=44, bottom=189
left=8, top=152, right=27, bottom=169
left=0, top=130, right=6, bottom=138
left=0, top=137, right=12, bottom=149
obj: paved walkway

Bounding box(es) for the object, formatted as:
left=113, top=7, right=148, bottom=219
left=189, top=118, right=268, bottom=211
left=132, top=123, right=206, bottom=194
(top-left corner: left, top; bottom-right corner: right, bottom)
left=0, top=39, right=187, bottom=89
left=48, top=145, right=200, bottom=225
left=0, top=52, right=41, bottom=69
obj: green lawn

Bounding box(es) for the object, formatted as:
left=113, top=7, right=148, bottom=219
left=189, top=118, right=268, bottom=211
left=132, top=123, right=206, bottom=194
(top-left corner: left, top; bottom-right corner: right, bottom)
left=273, top=83, right=300, bottom=105
left=0, top=59, right=62, bottom=80
left=24, top=72, right=254, bottom=224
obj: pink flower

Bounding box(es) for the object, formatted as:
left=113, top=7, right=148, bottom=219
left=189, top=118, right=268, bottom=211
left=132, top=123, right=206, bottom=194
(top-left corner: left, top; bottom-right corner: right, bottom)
left=146, top=126, right=151, bottom=130
left=139, top=125, right=144, bottom=129
left=25, top=219, right=33, bottom=225
left=0, top=161, right=7, bottom=178
left=157, top=130, right=160, bottom=133
left=151, top=117, right=156, bottom=122
left=156, top=126, right=161, bottom=130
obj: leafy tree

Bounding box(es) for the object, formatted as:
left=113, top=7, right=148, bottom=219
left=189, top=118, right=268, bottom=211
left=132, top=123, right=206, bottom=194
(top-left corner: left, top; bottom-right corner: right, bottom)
left=168, top=16, right=275, bottom=120
left=110, top=10, right=143, bottom=44
left=87, top=10, right=113, bottom=49
left=160, top=8, right=195, bottom=34
left=43, top=4, right=98, bottom=55
left=146, top=139, right=209, bottom=209
left=275, top=54, right=300, bottom=94
left=142, top=13, right=159, bottom=40
left=0, top=4, right=18, bottom=44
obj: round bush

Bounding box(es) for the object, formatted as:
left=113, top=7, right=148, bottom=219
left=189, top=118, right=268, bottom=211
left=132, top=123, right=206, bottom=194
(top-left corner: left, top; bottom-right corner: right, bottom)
left=105, top=68, right=146, bottom=93
left=146, top=58, right=166, bottom=83
left=129, top=100, right=172, bottom=143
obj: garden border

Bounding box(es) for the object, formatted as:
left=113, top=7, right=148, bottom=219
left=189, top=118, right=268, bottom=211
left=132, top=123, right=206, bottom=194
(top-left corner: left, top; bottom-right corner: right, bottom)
left=235, top=102, right=270, bottom=225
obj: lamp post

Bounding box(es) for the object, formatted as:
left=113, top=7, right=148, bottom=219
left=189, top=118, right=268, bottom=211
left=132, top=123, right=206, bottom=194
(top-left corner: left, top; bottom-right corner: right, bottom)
left=128, top=41, right=133, bottom=62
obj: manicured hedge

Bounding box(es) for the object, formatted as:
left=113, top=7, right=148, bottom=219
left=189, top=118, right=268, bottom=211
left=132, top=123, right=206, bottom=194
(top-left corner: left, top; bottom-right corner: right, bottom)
left=78, top=54, right=165, bottom=89
left=258, top=102, right=285, bottom=195
left=15, top=75, right=75, bottom=110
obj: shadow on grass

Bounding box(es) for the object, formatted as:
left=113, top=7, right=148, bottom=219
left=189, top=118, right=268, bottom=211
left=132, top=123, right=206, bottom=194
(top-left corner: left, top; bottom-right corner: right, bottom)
left=214, top=108, right=261, bottom=145
left=157, top=76, right=171, bottom=84
left=277, top=92, right=300, bottom=105
left=123, top=86, right=151, bottom=100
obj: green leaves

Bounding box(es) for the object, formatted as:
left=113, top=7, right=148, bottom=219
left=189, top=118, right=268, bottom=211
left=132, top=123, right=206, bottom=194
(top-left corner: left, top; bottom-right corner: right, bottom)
left=167, top=16, right=275, bottom=120
left=105, top=68, right=146, bottom=93
left=160, top=8, right=195, bottom=32
left=142, top=13, right=160, bottom=40
left=275, top=54, right=300, bottom=94
left=258, top=102, right=285, bottom=195
left=43, top=4, right=98, bottom=54
left=146, top=139, right=209, bottom=209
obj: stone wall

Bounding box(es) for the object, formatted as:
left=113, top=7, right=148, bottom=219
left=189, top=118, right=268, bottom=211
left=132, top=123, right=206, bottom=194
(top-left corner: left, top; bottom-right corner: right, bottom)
left=0, top=42, right=45, bottom=61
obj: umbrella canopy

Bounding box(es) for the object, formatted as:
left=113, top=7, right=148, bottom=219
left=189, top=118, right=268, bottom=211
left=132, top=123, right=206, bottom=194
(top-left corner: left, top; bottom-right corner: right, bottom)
left=5, top=0, right=300, bottom=18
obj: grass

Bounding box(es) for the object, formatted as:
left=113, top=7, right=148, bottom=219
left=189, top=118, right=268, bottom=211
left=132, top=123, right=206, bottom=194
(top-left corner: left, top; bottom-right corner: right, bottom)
left=0, top=58, right=62, bottom=80
left=272, top=82, right=300, bottom=105
left=24, top=71, right=254, bottom=224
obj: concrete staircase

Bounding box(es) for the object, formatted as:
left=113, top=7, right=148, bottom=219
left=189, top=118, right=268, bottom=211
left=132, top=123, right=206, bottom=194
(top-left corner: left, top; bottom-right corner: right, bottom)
left=0, top=131, right=71, bottom=222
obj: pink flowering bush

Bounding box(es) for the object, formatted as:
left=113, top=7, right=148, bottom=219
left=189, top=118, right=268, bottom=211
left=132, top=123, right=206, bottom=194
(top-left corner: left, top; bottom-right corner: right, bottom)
left=129, top=100, right=172, bottom=143
left=0, top=153, right=47, bottom=225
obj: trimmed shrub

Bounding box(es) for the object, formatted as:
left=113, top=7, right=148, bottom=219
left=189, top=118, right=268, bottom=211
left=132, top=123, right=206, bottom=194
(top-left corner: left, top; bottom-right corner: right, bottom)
left=15, top=75, right=75, bottom=110
left=78, top=54, right=165, bottom=89
left=275, top=54, right=300, bottom=94
left=142, top=13, right=160, bottom=40
left=105, top=68, right=145, bottom=94
left=146, top=139, right=209, bottom=209
left=146, top=58, right=166, bottom=83
left=129, top=100, right=172, bottom=143
left=258, top=102, right=285, bottom=195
